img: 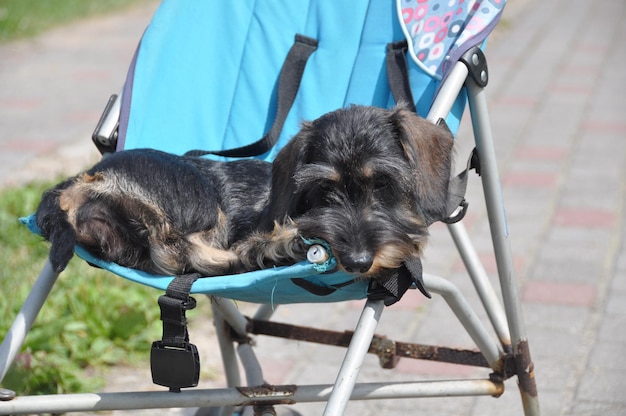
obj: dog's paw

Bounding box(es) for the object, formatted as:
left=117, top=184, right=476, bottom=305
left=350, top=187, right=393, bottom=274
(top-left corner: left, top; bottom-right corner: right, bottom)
left=234, top=223, right=307, bottom=271
left=47, top=225, right=77, bottom=273
left=48, top=240, right=75, bottom=272
left=290, top=236, right=309, bottom=259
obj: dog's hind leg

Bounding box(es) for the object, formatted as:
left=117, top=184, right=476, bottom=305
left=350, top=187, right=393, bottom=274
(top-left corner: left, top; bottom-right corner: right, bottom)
left=181, top=209, right=241, bottom=276
left=183, top=232, right=241, bottom=275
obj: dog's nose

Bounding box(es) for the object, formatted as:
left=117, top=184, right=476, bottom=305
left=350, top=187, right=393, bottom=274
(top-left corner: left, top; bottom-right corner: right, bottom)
left=342, top=252, right=373, bottom=274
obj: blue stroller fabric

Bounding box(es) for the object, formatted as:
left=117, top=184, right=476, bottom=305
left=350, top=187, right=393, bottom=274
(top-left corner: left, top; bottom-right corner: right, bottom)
left=26, top=0, right=505, bottom=304
left=117, top=0, right=473, bottom=157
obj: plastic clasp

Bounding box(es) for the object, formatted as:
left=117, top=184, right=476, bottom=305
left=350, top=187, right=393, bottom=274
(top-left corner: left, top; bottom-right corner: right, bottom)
left=150, top=341, right=200, bottom=392
left=92, top=93, right=121, bottom=154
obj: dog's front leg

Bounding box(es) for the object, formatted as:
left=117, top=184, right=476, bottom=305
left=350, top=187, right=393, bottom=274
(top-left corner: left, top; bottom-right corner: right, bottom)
left=234, top=221, right=307, bottom=271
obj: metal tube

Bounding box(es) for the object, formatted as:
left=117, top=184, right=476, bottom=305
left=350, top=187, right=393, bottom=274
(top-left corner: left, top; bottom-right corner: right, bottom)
left=0, top=380, right=503, bottom=415
left=423, top=274, right=503, bottom=370
left=237, top=344, right=265, bottom=387
left=447, top=221, right=512, bottom=348
left=0, top=261, right=59, bottom=382
left=323, top=299, right=384, bottom=416
left=253, top=303, right=277, bottom=321
left=426, top=63, right=470, bottom=123
left=211, top=300, right=241, bottom=388
left=211, top=297, right=250, bottom=338
left=465, top=80, right=540, bottom=415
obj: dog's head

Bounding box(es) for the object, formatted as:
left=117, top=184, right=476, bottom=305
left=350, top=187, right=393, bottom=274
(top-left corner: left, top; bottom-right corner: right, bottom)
left=269, top=104, right=454, bottom=278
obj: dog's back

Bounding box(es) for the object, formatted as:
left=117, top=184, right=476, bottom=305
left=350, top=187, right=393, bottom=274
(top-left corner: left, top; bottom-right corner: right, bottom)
left=36, top=149, right=272, bottom=275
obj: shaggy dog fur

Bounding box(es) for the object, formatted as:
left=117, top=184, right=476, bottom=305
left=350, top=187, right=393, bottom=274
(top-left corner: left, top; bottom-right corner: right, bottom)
left=261, top=104, right=454, bottom=280
left=36, top=149, right=300, bottom=275
left=36, top=104, right=454, bottom=280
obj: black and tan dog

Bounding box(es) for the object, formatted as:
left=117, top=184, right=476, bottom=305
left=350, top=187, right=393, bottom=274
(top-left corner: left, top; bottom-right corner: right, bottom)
left=261, top=104, right=455, bottom=280
left=36, top=104, right=454, bottom=280
left=36, top=149, right=302, bottom=275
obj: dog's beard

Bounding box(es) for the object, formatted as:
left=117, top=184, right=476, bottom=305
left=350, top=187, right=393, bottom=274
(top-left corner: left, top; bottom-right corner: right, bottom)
left=293, top=205, right=428, bottom=279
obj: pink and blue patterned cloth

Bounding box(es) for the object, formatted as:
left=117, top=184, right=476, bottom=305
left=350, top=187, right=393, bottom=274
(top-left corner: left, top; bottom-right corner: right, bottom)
left=398, top=0, right=506, bottom=79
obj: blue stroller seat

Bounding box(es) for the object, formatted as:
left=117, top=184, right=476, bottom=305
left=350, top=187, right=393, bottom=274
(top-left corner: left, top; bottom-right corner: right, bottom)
left=1, top=1, right=540, bottom=415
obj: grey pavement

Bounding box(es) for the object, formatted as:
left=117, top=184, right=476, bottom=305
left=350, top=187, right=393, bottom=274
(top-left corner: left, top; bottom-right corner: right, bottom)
left=1, top=0, right=625, bottom=415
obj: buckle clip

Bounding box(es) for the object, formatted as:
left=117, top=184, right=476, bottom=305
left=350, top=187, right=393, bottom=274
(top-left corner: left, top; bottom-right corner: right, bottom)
left=92, top=93, right=121, bottom=154
left=150, top=341, right=200, bottom=392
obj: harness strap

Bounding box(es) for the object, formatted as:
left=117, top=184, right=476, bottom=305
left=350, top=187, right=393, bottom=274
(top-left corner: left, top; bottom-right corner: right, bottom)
left=187, top=34, right=318, bottom=158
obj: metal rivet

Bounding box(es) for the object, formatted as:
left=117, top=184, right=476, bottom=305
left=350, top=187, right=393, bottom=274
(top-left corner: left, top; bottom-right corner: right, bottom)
left=307, top=244, right=329, bottom=264
left=0, top=388, right=16, bottom=401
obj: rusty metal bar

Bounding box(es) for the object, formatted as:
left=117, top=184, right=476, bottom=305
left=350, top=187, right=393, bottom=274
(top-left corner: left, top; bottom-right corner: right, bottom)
left=247, top=317, right=494, bottom=371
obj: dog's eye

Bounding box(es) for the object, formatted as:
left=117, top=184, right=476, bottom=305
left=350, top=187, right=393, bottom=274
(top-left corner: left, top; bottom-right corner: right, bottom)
left=318, top=180, right=335, bottom=193
left=373, top=175, right=391, bottom=190
left=305, top=180, right=338, bottom=208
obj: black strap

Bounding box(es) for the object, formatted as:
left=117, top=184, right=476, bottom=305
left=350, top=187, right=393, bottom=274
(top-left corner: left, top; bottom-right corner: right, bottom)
left=158, top=273, right=201, bottom=346
left=151, top=273, right=201, bottom=391
left=291, top=277, right=358, bottom=296
left=386, top=40, right=417, bottom=113
left=368, top=256, right=429, bottom=306
left=187, top=34, right=318, bottom=158
left=441, top=147, right=480, bottom=224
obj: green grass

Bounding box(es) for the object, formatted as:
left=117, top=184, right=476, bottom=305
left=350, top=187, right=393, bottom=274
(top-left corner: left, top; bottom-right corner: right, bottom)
left=0, top=180, right=163, bottom=394
left=0, top=0, right=150, bottom=43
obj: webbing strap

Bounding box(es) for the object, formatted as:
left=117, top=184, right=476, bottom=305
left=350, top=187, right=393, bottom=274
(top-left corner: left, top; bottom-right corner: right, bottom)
left=158, top=273, right=201, bottom=346
left=386, top=40, right=417, bottom=113
left=187, top=34, right=318, bottom=158
left=291, top=277, right=359, bottom=297
left=441, top=147, right=480, bottom=225
left=367, top=256, right=429, bottom=306
left=151, top=273, right=201, bottom=391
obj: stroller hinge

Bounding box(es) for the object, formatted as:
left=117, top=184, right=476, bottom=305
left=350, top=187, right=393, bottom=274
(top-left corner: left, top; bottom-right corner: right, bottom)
left=460, top=46, right=489, bottom=88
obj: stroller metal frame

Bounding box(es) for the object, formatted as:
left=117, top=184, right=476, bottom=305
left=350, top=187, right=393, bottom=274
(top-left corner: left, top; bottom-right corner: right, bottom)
left=0, top=47, right=540, bottom=416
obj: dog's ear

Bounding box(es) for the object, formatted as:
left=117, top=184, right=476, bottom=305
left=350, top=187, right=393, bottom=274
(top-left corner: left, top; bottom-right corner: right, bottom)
left=390, top=105, right=455, bottom=224
left=268, top=121, right=314, bottom=220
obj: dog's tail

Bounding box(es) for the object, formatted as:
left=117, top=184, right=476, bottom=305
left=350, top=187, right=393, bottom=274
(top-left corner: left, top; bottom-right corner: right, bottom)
left=35, top=181, right=77, bottom=273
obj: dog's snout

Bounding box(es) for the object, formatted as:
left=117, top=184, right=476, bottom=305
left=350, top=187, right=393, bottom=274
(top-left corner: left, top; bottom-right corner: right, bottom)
left=342, top=252, right=374, bottom=274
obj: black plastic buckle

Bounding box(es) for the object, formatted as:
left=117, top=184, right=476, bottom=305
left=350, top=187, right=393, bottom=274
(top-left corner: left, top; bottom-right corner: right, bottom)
left=150, top=340, right=200, bottom=392
left=91, top=93, right=120, bottom=154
